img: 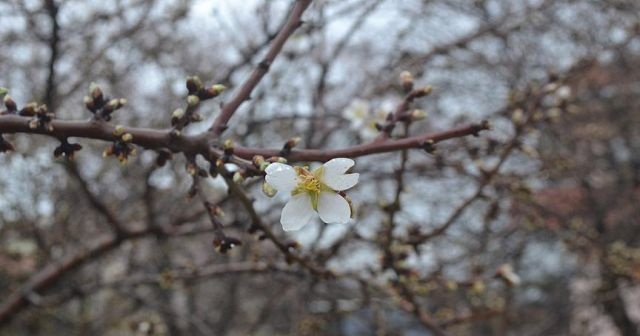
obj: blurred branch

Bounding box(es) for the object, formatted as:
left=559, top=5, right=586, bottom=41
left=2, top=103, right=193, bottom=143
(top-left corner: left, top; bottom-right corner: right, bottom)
left=209, top=0, right=313, bottom=136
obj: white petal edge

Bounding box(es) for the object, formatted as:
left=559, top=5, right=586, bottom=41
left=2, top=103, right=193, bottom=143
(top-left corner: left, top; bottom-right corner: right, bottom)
left=317, top=192, right=351, bottom=224
left=265, top=163, right=297, bottom=194
left=322, top=158, right=355, bottom=176
left=323, top=173, right=359, bottom=191
left=280, top=193, right=315, bottom=231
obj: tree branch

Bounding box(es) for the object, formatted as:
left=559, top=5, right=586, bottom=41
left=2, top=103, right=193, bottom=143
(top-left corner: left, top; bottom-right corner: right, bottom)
left=209, top=0, right=313, bottom=136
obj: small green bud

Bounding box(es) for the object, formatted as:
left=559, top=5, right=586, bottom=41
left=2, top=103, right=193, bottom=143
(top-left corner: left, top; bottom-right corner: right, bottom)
left=222, top=139, right=234, bottom=150
left=121, top=133, right=133, bottom=142
left=186, top=76, right=204, bottom=93
left=113, top=125, right=125, bottom=136
left=416, top=85, right=433, bottom=97
left=89, top=82, right=103, bottom=100
left=210, top=84, right=226, bottom=95
left=187, top=95, right=200, bottom=107
left=232, top=171, right=245, bottom=184
left=511, top=109, right=524, bottom=125
left=400, top=71, right=414, bottom=91
left=410, top=109, right=428, bottom=121
left=4, top=95, right=17, bottom=111
left=261, top=182, right=277, bottom=197
left=0, top=87, right=8, bottom=97
left=172, top=108, right=185, bottom=119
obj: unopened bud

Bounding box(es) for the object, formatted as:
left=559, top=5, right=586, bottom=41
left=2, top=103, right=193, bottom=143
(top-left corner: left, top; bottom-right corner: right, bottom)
left=3, top=95, right=16, bottom=111
left=232, top=171, right=245, bottom=184
left=252, top=155, right=265, bottom=167
left=19, top=102, right=38, bottom=116
left=83, top=96, right=95, bottom=110
left=410, top=109, right=428, bottom=121
left=171, top=108, right=185, bottom=126
left=262, top=182, right=277, bottom=197
left=186, top=76, right=203, bottom=93
left=0, top=87, right=7, bottom=97
left=416, top=85, right=433, bottom=97
left=511, top=109, right=524, bottom=125
left=210, top=84, right=226, bottom=95
left=187, top=95, right=200, bottom=107
left=223, top=139, right=234, bottom=150
left=89, top=82, right=103, bottom=100
left=400, top=71, right=414, bottom=91
left=285, top=136, right=301, bottom=148
left=113, top=125, right=125, bottom=136
left=121, top=133, right=133, bottom=142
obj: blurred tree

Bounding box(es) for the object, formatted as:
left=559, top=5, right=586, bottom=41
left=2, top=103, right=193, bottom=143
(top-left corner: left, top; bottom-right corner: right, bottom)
left=0, top=0, right=638, bottom=335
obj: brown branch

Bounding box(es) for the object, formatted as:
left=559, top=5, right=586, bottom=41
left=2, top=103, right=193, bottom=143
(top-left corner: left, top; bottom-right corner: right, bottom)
left=209, top=0, right=313, bottom=136
left=234, top=121, right=490, bottom=161
left=0, top=115, right=206, bottom=152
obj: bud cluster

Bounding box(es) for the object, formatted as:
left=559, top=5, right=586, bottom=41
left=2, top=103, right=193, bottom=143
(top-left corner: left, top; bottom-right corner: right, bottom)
left=84, top=82, right=127, bottom=121
left=103, top=126, right=136, bottom=164
left=172, top=76, right=226, bottom=130
left=20, top=103, right=55, bottom=131
left=53, top=138, right=82, bottom=160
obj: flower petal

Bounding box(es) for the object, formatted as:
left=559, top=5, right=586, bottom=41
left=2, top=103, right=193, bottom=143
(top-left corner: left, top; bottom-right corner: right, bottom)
left=323, top=173, right=359, bottom=191
left=317, top=191, right=351, bottom=224
left=323, top=158, right=355, bottom=175
left=265, top=163, right=297, bottom=194
left=321, top=158, right=359, bottom=191
left=281, top=193, right=315, bottom=231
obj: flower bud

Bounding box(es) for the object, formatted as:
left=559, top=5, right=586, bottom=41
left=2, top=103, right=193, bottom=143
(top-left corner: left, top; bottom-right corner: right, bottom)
left=113, top=125, right=125, bottom=136
left=186, top=76, right=203, bottom=93
left=252, top=155, right=265, bottom=167
left=223, top=139, right=234, bottom=150
left=121, top=133, right=133, bottom=143
left=261, top=182, right=277, bottom=197
left=232, top=171, right=245, bottom=184
left=415, top=85, right=433, bottom=97
left=187, top=95, right=200, bottom=108
left=210, top=84, right=226, bottom=95
left=19, top=102, right=37, bottom=116
left=89, top=82, right=103, bottom=101
left=511, top=109, right=524, bottom=125
left=285, top=136, right=301, bottom=148
left=0, top=87, right=7, bottom=97
left=410, top=109, right=428, bottom=121
left=3, top=95, right=17, bottom=112
left=83, top=96, right=95, bottom=111
left=400, top=71, right=414, bottom=92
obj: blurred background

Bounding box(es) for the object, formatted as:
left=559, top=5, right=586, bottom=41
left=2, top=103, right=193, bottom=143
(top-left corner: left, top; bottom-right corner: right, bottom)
left=0, top=0, right=639, bottom=335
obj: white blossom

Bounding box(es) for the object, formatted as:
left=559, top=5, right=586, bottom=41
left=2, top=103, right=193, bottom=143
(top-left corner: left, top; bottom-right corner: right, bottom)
left=343, top=99, right=393, bottom=140
left=265, top=158, right=359, bottom=231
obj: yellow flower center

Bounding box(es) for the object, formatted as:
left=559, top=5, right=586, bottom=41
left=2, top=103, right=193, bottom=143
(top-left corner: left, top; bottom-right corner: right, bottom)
left=292, top=166, right=331, bottom=210
left=295, top=167, right=321, bottom=193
